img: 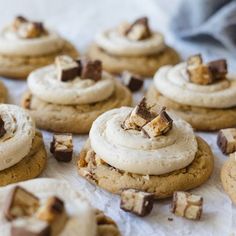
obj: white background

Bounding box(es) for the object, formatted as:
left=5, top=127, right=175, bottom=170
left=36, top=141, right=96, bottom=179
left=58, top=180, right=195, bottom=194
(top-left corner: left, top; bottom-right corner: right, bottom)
left=0, top=0, right=235, bottom=235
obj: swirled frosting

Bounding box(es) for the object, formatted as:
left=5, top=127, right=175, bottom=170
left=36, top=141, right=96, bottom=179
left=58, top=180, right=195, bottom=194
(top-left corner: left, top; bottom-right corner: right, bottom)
left=0, top=104, right=35, bottom=171
left=154, top=62, right=236, bottom=108
left=0, top=26, right=64, bottom=56
left=95, top=30, right=165, bottom=56
left=0, top=178, right=97, bottom=236
left=28, top=65, right=115, bottom=105
left=90, top=107, right=198, bottom=175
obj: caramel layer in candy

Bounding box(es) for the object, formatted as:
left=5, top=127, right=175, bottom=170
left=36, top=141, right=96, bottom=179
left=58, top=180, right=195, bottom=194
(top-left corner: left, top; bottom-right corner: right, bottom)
left=171, top=191, right=203, bottom=220
left=120, top=189, right=154, bottom=217
left=217, top=128, right=236, bottom=154
left=50, top=133, right=73, bottom=162
left=55, top=55, right=79, bottom=82
left=4, top=186, right=39, bottom=221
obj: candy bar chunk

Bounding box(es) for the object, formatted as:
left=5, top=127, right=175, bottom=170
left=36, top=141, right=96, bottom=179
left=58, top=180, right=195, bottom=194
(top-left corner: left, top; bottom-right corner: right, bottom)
left=50, top=133, right=73, bottom=162
left=171, top=191, right=203, bottom=220
left=125, top=17, right=151, bottom=41
left=187, top=63, right=213, bottom=85
left=122, top=71, right=144, bottom=92
left=120, top=189, right=154, bottom=216
left=0, top=116, right=6, bottom=138
left=12, top=16, right=28, bottom=30
left=208, top=59, right=227, bottom=80
left=142, top=108, right=173, bottom=138
left=4, top=186, right=39, bottom=221
left=36, top=196, right=67, bottom=236
left=55, top=55, right=79, bottom=82
left=80, top=59, right=102, bottom=81
left=11, top=217, right=50, bottom=236
left=123, top=98, right=154, bottom=130
left=217, top=128, right=236, bottom=154
left=117, top=21, right=131, bottom=35
left=187, top=54, right=203, bottom=66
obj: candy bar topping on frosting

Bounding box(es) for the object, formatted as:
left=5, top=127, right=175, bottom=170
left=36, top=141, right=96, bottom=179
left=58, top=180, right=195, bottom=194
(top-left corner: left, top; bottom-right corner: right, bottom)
left=55, top=56, right=102, bottom=82
left=0, top=116, right=6, bottom=138
left=187, top=54, right=227, bottom=85
left=121, top=71, right=144, bottom=92
left=123, top=17, right=151, bottom=41
left=217, top=128, right=236, bottom=154
left=123, top=98, right=173, bottom=137
left=11, top=15, right=47, bottom=39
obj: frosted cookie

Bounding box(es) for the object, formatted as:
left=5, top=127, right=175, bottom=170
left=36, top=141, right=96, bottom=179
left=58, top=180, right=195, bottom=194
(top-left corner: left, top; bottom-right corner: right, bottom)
left=21, top=56, right=132, bottom=133
left=0, top=104, right=46, bottom=186
left=0, top=16, right=78, bottom=79
left=78, top=98, right=214, bottom=199
left=88, top=17, right=180, bottom=77
left=147, top=55, right=236, bottom=131
left=0, top=178, right=120, bottom=236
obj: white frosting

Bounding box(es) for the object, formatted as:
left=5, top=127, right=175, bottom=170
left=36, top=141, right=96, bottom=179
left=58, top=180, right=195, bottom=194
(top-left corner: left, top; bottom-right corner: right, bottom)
left=154, top=62, right=236, bottom=108
left=90, top=107, right=198, bottom=175
left=0, top=178, right=97, bottom=236
left=28, top=65, right=115, bottom=105
left=0, top=104, right=35, bottom=171
left=0, top=27, right=64, bottom=56
left=95, top=29, right=165, bottom=56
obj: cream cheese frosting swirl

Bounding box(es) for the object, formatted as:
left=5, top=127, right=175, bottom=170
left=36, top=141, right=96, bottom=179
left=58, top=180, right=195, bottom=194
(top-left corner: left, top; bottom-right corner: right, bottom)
left=154, top=62, right=236, bottom=108
left=95, top=30, right=165, bottom=56
left=0, top=27, right=64, bottom=56
left=90, top=107, right=198, bottom=175
left=0, top=104, right=35, bottom=171
left=0, top=178, right=97, bottom=236
left=28, top=65, right=115, bottom=105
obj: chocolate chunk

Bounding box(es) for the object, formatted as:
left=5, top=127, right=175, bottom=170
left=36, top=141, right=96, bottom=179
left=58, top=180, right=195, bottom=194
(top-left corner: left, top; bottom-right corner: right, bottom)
left=120, top=189, right=154, bottom=217
left=142, top=107, right=173, bottom=138
left=171, top=191, right=203, bottom=220
left=50, top=133, right=73, bottom=162
left=217, top=128, right=236, bottom=154
left=0, top=116, right=6, bottom=138
left=11, top=217, right=50, bottom=236
left=4, top=186, right=39, bottom=221
left=208, top=59, right=227, bottom=80
left=123, top=98, right=155, bottom=130
left=122, top=71, right=144, bottom=92
left=55, top=55, right=79, bottom=82
left=36, top=196, right=67, bottom=236
left=80, top=59, right=102, bottom=81
left=125, top=17, right=151, bottom=41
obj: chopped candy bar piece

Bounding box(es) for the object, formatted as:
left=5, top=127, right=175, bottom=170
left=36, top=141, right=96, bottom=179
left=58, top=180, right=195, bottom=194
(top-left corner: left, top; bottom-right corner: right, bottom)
left=122, top=71, right=144, bottom=92
left=217, top=128, right=236, bottom=154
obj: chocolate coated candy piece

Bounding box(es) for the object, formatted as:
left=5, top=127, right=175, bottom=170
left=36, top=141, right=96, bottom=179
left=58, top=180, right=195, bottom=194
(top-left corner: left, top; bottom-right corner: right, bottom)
left=142, top=108, right=173, bottom=138
left=0, top=116, right=6, bottom=138
left=36, top=196, right=67, bottom=236
left=4, top=186, right=39, bottom=221
left=187, top=64, right=213, bottom=85
left=11, top=217, right=50, bottom=236
left=125, top=17, right=151, bottom=41
left=208, top=59, right=227, bottom=80
left=171, top=191, right=203, bottom=220
left=122, top=71, right=144, bottom=92
left=187, top=54, right=203, bottom=66
left=217, top=128, right=236, bottom=154
left=55, top=55, right=79, bottom=82
left=120, top=189, right=154, bottom=216
left=50, top=133, right=73, bottom=162
left=123, top=98, right=154, bottom=129
left=81, top=59, right=102, bottom=81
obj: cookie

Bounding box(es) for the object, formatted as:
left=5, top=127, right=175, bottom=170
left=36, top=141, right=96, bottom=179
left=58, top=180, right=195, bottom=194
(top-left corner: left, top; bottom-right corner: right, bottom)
left=221, top=155, right=236, bottom=204
left=88, top=43, right=180, bottom=77
left=21, top=82, right=132, bottom=134
left=77, top=136, right=214, bottom=199
left=146, top=84, right=236, bottom=131
left=0, top=40, right=78, bottom=80
left=0, top=130, right=47, bottom=186
left=0, top=80, right=8, bottom=103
